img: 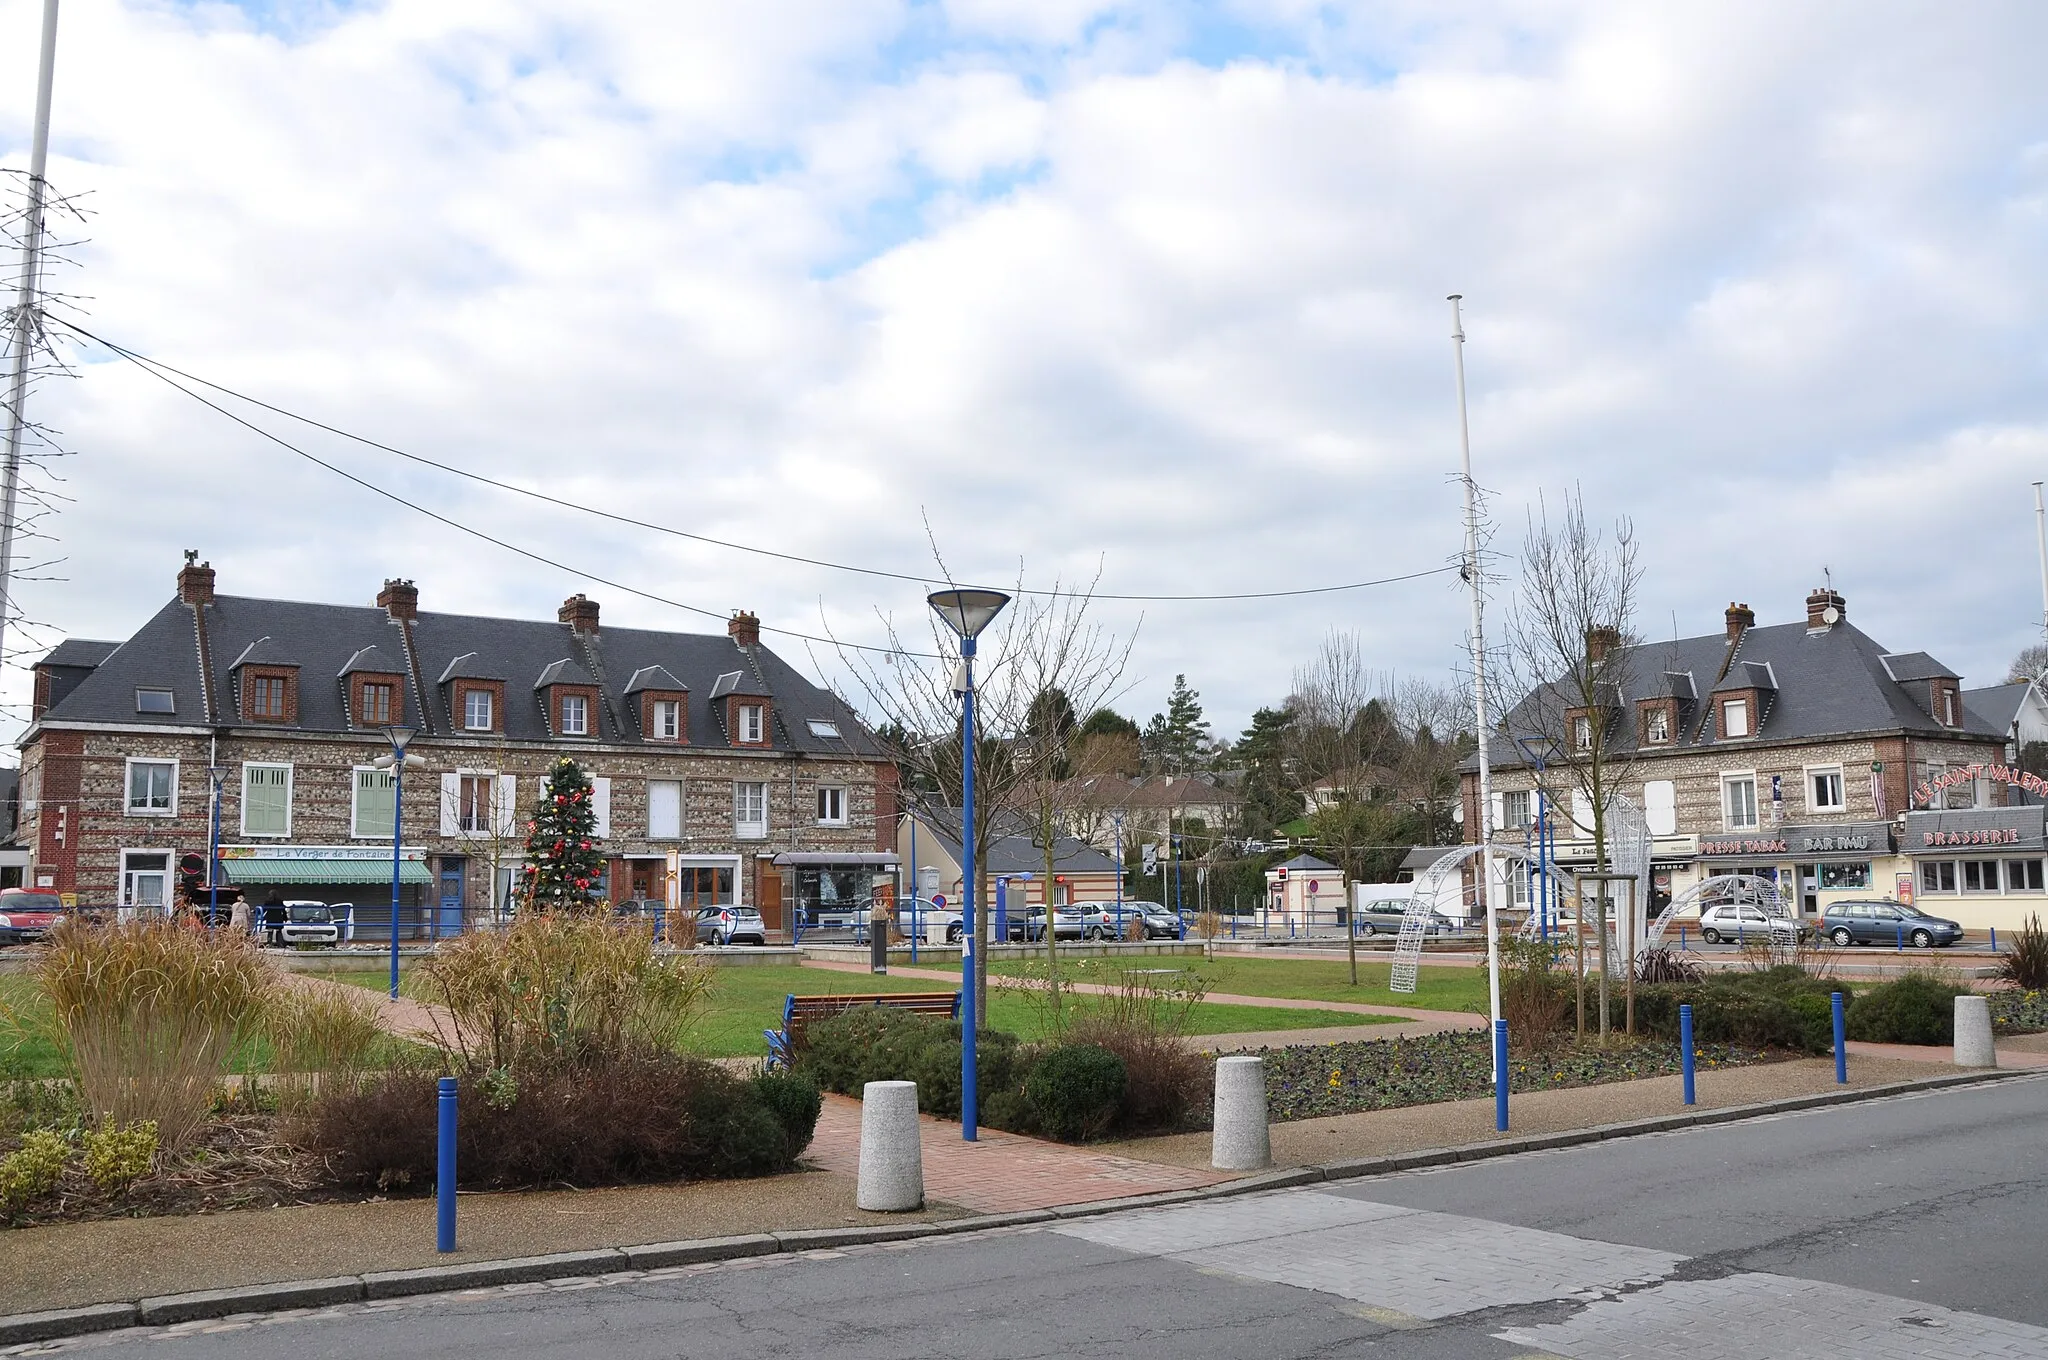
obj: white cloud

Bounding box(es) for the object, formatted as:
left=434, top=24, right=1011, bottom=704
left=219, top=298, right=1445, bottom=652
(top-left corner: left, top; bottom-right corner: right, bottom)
left=0, top=0, right=2045, bottom=742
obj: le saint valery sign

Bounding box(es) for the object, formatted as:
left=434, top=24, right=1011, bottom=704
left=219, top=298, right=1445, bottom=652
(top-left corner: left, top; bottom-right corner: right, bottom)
left=1914, top=762, right=2046, bottom=808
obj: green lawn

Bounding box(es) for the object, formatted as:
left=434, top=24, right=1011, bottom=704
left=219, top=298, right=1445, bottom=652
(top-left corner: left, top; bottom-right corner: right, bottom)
left=992, top=955, right=1494, bottom=1015
left=335, top=963, right=1394, bottom=1059
left=0, top=974, right=65, bottom=1078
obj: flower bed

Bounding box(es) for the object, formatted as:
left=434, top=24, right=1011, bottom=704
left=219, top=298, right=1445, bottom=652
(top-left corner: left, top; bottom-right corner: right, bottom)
left=1988, top=989, right=2048, bottom=1034
left=1257, top=1029, right=1776, bottom=1124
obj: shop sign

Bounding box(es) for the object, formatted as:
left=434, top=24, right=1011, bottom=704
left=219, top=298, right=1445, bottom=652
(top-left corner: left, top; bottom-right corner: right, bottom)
left=1920, top=827, right=2023, bottom=847
left=1794, top=834, right=1874, bottom=854
left=1915, top=762, right=2048, bottom=808
left=219, top=845, right=428, bottom=861
left=1701, top=837, right=1788, bottom=857
left=1896, top=872, right=1915, bottom=905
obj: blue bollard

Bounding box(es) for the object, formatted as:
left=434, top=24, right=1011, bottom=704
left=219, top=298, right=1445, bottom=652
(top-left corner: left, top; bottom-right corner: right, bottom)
left=1991, top=927, right=1998, bottom=954
left=1493, top=1019, right=1510, bottom=1131
left=1679, top=1004, right=1696, bottom=1106
left=1896, top=921, right=1903, bottom=952
left=437, top=1076, right=458, bottom=1253
left=1831, top=992, right=1847, bottom=1084
left=1680, top=925, right=1687, bottom=952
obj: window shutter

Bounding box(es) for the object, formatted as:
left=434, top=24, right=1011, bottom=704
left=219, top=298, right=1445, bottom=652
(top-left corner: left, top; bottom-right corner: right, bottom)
left=592, top=777, right=612, bottom=840
left=497, top=775, right=518, bottom=837
left=1489, top=792, right=1504, bottom=834
left=648, top=781, right=681, bottom=839
left=440, top=772, right=461, bottom=837
left=1644, top=781, right=1676, bottom=837
left=1571, top=791, right=1595, bottom=835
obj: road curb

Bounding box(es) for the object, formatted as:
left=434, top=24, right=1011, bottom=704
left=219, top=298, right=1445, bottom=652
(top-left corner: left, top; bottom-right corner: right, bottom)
left=2, top=1067, right=2033, bottom=1346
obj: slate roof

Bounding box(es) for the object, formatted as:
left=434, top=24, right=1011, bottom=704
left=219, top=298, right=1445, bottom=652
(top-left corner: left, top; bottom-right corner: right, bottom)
left=40, top=639, right=119, bottom=669
left=912, top=808, right=1120, bottom=876
left=1399, top=846, right=1461, bottom=875
left=1962, top=682, right=2030, bottom=735
left=31, top=593, right=883, bottom=757
left=1478, top=616, right=2000, bottom=772
left=1273, top=852, right=1338, bottom=873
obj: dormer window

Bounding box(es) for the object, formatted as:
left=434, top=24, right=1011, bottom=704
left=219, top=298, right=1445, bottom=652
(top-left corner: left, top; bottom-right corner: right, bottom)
left=1721, top=697, right=1751, bottom=739
left=238, top=664, right=300, bottom=724
left=1937, top=681, right=1960, bottom=727
left=360, top=682, right=394, bottom=726
left=561, top=693, right=589, bottom=736
left=250, top=676, right=288, bottom=719
left=741, top=704, right=764, bottom=743
left=654, top=700, right=681, bottom=740
left=1639, top=701, right=1673, bottom=746
left=1572, top=714, right=1593, bottom=752
left=465, top=688, right=494, bottom=731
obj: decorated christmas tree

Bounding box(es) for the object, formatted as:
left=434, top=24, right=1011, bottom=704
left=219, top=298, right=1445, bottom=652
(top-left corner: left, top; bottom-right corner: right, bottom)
left=521, top=757, right=607, bottom=912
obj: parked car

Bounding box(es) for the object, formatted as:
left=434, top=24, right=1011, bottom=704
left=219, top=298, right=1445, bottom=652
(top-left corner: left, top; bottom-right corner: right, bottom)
left=265, top=901, right=341, bottom=948
left=614, top=898, right=671, bottom=939
left=1820, top=900, right=1964, bottom=949
left=1353, top=903, right=1449, bottom=938
left=695, top=905, right=767, bottom=947
left=1132, top=904, right=1183, bottom=939
left=0, top=889, right=64, bottom=944
left=1697, top=901, right=1807, bottom=945
left=1063, top=901, right=1181, bottom=940
left=900, top=900, right=964, bottom=944
left=1009, top=906, right=1089, bottom=942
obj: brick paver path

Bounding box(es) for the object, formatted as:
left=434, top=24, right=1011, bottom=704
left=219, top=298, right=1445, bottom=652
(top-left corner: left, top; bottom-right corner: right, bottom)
left=804, top=1094, right=1231, bottom=1212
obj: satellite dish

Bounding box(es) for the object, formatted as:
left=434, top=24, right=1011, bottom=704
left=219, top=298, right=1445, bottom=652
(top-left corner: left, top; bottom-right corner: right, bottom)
left=1821, top=605, right=1841, bottom=625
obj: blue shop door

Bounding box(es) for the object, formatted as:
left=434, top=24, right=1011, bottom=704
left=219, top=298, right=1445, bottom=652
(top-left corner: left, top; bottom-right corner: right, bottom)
left=437, top=862, right=466, bottom=937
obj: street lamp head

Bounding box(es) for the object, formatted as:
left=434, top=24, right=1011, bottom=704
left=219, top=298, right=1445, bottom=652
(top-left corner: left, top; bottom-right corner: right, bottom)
left=383, top=724, right=417, bottom=755
left=926, top=588, right=1010, bottom=642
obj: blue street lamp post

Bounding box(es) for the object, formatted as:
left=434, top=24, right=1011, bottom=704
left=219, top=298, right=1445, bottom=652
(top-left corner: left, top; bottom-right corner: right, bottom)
left=206, top=765, right=228, bottom=931
left=378, top=726, right=421, bottom=1000
left=928, top=587, right=1011, bottom=1144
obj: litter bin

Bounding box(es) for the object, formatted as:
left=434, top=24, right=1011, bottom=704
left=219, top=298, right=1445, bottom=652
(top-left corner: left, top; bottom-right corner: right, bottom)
left=869, top=902, right=889, bottom=975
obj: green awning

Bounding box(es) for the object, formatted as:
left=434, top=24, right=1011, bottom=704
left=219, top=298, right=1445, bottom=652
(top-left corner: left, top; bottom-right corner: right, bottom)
left=221, top=858, right=434, bottom=886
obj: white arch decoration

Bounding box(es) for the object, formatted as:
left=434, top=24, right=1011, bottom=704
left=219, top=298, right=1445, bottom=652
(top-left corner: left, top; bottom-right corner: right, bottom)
left=1645, top=873, right=1789, bottom=947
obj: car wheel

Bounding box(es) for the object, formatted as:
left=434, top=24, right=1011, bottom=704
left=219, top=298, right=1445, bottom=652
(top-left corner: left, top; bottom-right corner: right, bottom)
left=1911, top=929, right=1933, bottom=949
left=1700, top=928, right=1722, bottom=944
left=1830, top=927, right=1853, bottom=947
left=1359, top=922, right=1377, bottom=938
left=946, top=923, right=963, bottom=944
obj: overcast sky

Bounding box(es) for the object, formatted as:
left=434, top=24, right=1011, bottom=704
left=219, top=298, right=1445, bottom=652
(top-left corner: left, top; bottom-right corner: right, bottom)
left=2, top=0, right=2045, bottom=743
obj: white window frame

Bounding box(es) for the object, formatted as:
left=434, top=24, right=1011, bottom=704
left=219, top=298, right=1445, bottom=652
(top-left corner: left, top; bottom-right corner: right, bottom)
left=560, top=693, right=589, bottom=736
left=1500, top=789, right=1531, bottom=830
left=1722, top=771, right=1759, bottom=832
left=1962, top=859, right=2002, bottom=893
left=1805, top=764, right=1845, bottom=816
left=816, top=784, right=847, bottom=826
left=458, top=771, right=496, bottom=835
left=119, top=848, right=173, bottom=909
left=239, top=761, right=293, bottom=838
left=351, top=765, right=396, bottom=840
left=653, top=699, right=681, bottom=740
left=648, top=779, right=683, bottom=839
left=1571, top=714, right=1593, bottom=752
left=2005, top=858, right=2045, bottom=893
left=124, top=757, right=178, bottom=817
left=1721, top=698, right=1751, bottom=739
left=740, top=704, right=764, bottom=743
left=734, top=780, right=768, bottom=840
left=1643, top=706, right=1670, bottom=745
left=463, top=688, right=494, bottom=732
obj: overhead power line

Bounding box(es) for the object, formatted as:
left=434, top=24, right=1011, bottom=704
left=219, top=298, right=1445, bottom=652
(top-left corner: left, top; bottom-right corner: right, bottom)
left=60, top=322, right=1462, bottom=604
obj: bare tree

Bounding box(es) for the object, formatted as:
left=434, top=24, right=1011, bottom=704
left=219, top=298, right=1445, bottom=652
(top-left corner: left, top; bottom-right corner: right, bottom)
left=2008, top=643, right=2048, bottom=685
left=1390, top=676, right=1474, bottom=846
left=1500, top=489, right=1644, bottom=1040
left=833, top=570, right=1132, bottom=1022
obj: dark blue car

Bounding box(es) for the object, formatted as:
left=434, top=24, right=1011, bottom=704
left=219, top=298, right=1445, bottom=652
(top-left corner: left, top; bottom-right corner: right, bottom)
left=1820, top=900, right=1964, bottom=948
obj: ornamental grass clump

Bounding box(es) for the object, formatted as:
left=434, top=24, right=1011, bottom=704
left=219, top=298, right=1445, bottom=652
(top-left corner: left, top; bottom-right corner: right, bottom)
left=1996, top=914, right=2048, bottom=992
left=1499, top=937, right=1571, bottom=1054
left=261, top=982, right=386, bottom=1112
left=39, top=918, right=274, bottom=1150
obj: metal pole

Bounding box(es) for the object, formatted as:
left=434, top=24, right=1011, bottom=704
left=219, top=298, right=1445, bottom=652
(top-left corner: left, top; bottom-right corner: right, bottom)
left=1450, top=295, right=1504, bottom=1072
left=1679, top=1004, right=1696, bottom=1105
left=2034, top=482, right=2048, bottom=640
left=1831, top=991, right=1847, bottom=1084
left=907, top=814, right=918, bottom=964
left=0, top=0, right=61, bottom=681
left=207, top=768, right=223, bottom=931
left=1492, top=1018, right=1509, bottom=1131
left=959, top=636, right=979, bottom=1142
left=389, top=759, right=403, bottom=999
left=436, top=1076, right=457, bottom=1252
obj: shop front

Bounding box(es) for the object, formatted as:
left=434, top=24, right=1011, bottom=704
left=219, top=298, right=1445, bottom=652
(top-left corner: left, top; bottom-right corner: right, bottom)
left=773, top=852, right=900, bottom=939
left=1777, top=822, right=1896, bottom=918
left=217, top=845, right=434, bottom=940
left=1903, top=807, right=2048, bottom=931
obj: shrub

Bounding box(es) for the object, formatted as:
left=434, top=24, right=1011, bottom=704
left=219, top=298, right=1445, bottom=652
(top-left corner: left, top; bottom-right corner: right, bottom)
left=1063, top=1017, right=1208, bottom=1134
left=750, top=1069, right=823, bottom=1163
left=1632, top=970, right=1835, bottom=1054
left=1500, top=937, right=1571, bottom=1053
left=308, top=1047, right=806, bottom=1191
left=39, top=918, right=274, bottom=1149
left=1634, top=947, right=1704, bottom=984
left=1996, top=914, right=2048, bottom=992
left=796, top=1009, right=1031, bottom=1122
left=261, top=982, right=386, bottom=1111
left=0, top=1129, right=69, bottom=1209
left=80, top=1121, right=157, bottom=1194
left=1847, top=974, right=1973, bottom=1046
left=410, top=913, right=713, bottom=1070
left=1025, top=1044, right=1126, bottom=1142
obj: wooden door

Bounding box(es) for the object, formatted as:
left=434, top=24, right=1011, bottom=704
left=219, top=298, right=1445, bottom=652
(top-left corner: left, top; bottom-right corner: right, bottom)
left=758, top=864, right=784, bottom=934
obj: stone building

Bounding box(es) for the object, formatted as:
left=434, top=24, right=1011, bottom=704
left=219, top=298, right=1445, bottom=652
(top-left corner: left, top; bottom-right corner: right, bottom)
left=1462, top=589, right=2036, bottom=929
left=18, top=557, right=897, bottom=938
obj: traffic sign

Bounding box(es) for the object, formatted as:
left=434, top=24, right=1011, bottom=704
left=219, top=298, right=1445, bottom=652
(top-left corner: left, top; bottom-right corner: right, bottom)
left=931, top=893, right=946, bottom=911
left=1308, top=879, right=1320, bottom=893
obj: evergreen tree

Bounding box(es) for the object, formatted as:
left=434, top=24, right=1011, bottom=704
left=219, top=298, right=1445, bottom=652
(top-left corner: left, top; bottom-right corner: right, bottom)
left=1143, top=674, right=1210, bottom=769
left=521, top=757, right=608, bottom=911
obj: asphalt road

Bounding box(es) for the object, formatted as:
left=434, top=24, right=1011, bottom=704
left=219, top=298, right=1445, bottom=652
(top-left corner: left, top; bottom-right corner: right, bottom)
left=38, top=1074, right=2048, bottom=1360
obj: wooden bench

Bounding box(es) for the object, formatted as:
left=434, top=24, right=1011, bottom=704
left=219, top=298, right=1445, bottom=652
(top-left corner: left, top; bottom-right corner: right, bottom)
left=763, top=991, right=960, bottom=1069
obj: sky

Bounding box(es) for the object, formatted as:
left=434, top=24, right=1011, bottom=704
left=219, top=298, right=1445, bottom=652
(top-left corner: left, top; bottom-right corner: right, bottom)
left=1, top=0, right=2045, bottom=744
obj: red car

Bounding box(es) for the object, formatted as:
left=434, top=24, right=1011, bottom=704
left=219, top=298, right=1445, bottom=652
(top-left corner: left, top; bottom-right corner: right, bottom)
left=0, top=889, right=65, bottom=944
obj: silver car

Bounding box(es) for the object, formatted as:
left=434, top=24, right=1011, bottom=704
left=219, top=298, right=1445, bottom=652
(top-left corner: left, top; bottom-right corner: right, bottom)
left=1697, top=901, right=1806, bottom=944
left=695, top=905, right=767, bottom=946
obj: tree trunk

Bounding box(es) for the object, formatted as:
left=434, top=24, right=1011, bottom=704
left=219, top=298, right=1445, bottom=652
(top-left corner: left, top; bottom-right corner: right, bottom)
left=1042, top=833, right=1061, bottom=1021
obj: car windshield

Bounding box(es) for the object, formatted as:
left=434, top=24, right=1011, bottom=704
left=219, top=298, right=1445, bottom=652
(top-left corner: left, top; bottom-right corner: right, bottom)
left=0, top=893, right=61, bottom=912
left=287, top=906, right=330, bottom=922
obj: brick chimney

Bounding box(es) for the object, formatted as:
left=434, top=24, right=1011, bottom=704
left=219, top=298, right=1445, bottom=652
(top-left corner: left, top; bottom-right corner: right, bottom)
left=1805, top=588, right=1846, bottom=633
left=376, top=578, right=419, bottom=621
left=177, top=550, right=215, bottom=606
left=558, top=593, right=600, bottom=635
left=1725, top=602, right=1754, bottom=644
left=1585, top=625, right=1621, bottom=666
left=728, top=610, right=761, bottom=649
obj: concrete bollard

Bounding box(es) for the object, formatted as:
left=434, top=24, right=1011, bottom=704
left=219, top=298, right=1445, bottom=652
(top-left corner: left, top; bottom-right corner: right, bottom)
left=1212, top=1055, right=1271, bottom=1171
left=856, top=1081, right=924, bottom=1211
left=1954, top=995, right=1997, bottom=1069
